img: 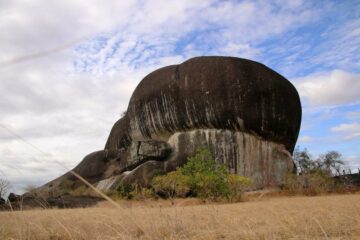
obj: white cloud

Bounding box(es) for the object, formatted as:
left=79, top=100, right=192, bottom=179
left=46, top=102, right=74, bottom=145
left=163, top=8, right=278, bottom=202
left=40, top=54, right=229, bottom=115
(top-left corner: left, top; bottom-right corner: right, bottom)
left=313, top=18, right=360, bottom=72
left=331, top=122, right=360, bottom=140
left=259, top=3, right=360, bottom=79
left=294, top=70, right=360, bottom=107
left=347, top=111, right=360, bottom=120
left=0, top=55, right=143, bottom=194
left=298, top=135, right=314, bottom=143
left=0, top=0, right=138, bottom=62
left=343, top=155, right=360, bottom=170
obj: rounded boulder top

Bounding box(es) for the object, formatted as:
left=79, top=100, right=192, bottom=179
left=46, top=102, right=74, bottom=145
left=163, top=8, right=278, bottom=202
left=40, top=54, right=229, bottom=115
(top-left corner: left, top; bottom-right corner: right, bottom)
left=107, top=56, right=301, bottom=153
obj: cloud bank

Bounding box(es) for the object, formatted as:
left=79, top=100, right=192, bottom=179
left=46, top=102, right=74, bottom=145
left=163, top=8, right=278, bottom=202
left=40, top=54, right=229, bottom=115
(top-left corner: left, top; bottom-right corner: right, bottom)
left=294, top=70, right=360, bottom=107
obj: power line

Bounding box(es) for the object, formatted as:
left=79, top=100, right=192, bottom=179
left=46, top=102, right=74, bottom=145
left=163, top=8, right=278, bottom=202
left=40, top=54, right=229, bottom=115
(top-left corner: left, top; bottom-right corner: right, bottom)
left=0, top=37, right=87, bottom=68
left=0, top=122, right=147, bottom=234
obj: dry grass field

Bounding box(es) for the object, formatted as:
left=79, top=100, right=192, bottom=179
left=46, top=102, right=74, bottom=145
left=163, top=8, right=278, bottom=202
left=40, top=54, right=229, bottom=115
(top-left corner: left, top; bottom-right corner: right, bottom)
left=0, top=193, right=359, bottom=240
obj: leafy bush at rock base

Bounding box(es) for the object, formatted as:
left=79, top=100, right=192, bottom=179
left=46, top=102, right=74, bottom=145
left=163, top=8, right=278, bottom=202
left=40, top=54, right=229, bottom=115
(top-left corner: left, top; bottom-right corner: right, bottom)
left=152, top=148, right=251, bottom=201
left=227, top=174, right=252, bottom=202
left=152, top=171, right=190, bottom=198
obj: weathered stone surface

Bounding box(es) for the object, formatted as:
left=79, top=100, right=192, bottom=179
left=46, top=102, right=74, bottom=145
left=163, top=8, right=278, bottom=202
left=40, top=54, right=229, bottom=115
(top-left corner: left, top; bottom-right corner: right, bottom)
left=165, top=129, right=293, bottom=188
left=127, top=140, right=172, bottom=168
left=33, top=56, right=301, bottom=194
left=120, top=161, right=166, bottom=187
left=106, top=56, right=301, bottom=153
left=96, top=175, right=123, bottom=192
left=71, top=150, right=108, bottom=182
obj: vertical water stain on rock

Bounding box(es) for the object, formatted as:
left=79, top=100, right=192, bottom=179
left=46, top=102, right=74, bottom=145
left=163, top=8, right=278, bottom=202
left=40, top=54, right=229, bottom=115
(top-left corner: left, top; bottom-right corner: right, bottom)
left=40, top=56, right=302, bottom=192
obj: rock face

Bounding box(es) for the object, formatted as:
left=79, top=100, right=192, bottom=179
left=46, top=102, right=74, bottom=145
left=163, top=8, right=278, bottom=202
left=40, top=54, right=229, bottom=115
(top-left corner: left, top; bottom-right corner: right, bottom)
left=38, top=56, right=301, bottom=193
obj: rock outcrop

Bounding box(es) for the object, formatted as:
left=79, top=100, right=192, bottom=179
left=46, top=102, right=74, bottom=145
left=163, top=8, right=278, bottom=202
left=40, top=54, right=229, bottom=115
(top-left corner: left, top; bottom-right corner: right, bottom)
left=36, top=56, right=302, bottom=194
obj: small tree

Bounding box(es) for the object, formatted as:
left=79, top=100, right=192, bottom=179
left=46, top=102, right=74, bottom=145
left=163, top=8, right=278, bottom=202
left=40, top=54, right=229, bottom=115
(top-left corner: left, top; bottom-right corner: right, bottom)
left=287, top=147, right=346, bottom=194
left=293, top=147, right=344, bottom=176
left=0, top=179, right=10, bottom=199
left=293, top=147, right=315, bottom=174
left=316, top=151, right=344, bottom=175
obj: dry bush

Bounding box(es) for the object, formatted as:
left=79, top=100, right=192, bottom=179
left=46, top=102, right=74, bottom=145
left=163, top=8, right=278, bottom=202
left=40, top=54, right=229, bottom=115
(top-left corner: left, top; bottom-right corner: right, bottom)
left=111, top=185, right=156, bottom=201
left=283, top=171, right=337, bottom=195
left=129, top=185, right=156, bottom=200
left=227, top=175, right=252, bottom=202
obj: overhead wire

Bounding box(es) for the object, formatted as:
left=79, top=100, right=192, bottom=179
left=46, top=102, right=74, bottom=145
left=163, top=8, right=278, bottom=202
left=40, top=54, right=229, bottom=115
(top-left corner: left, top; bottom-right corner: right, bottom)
left=0, top=123, right=147, bottom=235
left=0, top=37, right=87, bottom=68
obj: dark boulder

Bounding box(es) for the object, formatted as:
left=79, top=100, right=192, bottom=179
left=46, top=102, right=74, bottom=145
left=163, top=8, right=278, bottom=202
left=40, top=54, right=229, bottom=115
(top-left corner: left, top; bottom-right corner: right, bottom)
left=8, top=193, right=21, bottom=202
left=0, top=197, right=9, bottom=211
left=71, top=150, right=108, bottom=182
left=35, top=56, right=302, bottom=192
left=106, top=57, right=301, bottom=153
left=52, top=194, right=103, bottom=209
left=120, top=160, right=166, bottom=187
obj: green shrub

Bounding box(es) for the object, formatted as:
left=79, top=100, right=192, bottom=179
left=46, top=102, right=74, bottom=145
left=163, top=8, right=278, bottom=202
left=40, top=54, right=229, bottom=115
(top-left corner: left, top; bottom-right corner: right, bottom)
left=227, top=174, right=252, bottom=202
left=152, top=147, right=251, bottom=201
left=114, top=184, right=155, bottom=200
left=70, top=185, right=88, bottom=196
left=129, top=185, right=155, bottom=200
left=152, top=171, right=190, bottom=198
left=179, top=148, right=231, bottom=200
left=116, top=185, right=135, bottom=199
left=59, top=179, right=73, bottom=192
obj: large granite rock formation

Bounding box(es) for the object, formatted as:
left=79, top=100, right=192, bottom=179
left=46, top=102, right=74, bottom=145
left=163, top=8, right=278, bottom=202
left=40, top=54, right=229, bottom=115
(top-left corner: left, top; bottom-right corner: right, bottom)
left=37, top=56, right=301, bottom=194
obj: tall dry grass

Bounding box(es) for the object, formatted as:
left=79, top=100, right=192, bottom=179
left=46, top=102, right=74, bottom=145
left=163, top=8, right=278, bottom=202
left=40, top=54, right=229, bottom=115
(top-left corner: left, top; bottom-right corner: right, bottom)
left=0, top=194, right=359, bottom=239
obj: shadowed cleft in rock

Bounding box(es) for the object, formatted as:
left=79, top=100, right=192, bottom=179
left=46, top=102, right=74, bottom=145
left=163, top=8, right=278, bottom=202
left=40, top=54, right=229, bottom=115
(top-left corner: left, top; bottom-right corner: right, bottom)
left=35, top=56, right=302, bottom=195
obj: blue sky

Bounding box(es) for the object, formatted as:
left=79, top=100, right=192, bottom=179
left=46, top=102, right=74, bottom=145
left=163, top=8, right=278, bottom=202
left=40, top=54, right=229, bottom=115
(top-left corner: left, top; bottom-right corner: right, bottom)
left=0, top=0, right=359, bottom=193
left=72, top=0, right=360, bottom=158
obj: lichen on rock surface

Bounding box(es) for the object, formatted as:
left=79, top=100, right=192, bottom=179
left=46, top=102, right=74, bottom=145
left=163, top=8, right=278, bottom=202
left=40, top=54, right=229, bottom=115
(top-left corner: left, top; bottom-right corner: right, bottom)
left=37, top=56, right=302, bottom=194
